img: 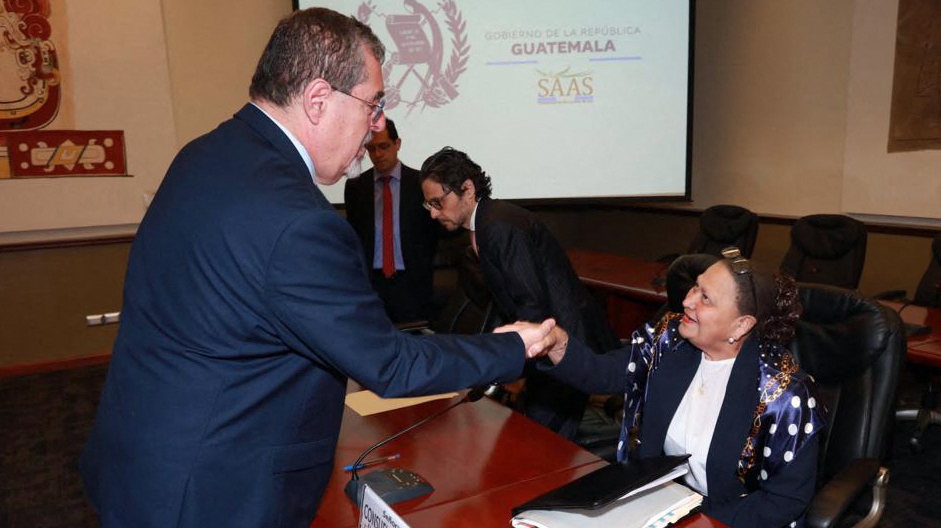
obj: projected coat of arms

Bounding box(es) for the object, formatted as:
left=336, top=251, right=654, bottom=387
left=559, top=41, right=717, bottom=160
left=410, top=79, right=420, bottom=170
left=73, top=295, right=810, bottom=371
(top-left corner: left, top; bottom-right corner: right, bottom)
left=0, top=0, right=127, bottom=179
left=357, top=0, right=468, bottom=115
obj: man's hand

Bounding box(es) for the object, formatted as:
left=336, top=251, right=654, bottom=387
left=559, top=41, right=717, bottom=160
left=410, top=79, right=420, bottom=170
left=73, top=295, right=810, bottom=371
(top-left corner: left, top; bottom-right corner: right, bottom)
left=494, top=319, right=568, bottom=360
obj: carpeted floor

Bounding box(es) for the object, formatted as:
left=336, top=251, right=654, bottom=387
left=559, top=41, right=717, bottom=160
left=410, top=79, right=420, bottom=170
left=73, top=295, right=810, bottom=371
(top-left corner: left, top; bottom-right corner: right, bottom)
left=0, top=365, right=104, bottom=528
left=1, top=363, right=939, bottom=527
left=880, top=365, right=941, bottom=528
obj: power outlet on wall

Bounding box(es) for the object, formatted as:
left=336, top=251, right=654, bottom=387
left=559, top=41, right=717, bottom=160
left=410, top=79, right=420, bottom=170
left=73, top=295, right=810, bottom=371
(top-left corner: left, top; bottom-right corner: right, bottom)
left=85, top=312, right=121, bottom=326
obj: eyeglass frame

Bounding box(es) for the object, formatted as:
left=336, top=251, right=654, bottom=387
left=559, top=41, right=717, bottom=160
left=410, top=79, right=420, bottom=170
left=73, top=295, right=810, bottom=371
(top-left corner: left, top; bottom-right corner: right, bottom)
left=333, top=88, right=385, bottom=124
left=422, top=188, right=453, bottom=211
left=721, top=246, right=759, bottom=317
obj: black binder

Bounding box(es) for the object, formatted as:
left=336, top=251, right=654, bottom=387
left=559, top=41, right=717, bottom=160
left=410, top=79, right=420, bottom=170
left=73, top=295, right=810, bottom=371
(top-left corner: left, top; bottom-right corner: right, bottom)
left=511, top=454, right=691, bottom=515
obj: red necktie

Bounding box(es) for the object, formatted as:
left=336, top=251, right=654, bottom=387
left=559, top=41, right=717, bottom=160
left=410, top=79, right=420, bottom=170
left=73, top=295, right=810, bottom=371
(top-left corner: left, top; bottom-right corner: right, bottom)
left=381, top=176, right=395, bottom=278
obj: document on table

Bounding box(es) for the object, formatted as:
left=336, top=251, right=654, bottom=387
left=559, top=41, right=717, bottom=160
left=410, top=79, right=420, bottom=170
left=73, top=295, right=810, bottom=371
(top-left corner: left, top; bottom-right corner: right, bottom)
left=511, top=481, right=703, bottom=528
left=344, top=390, right=458, bottom=416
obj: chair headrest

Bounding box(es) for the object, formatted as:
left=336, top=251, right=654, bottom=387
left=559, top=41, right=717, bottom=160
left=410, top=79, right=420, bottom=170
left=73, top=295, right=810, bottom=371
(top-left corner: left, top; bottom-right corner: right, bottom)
left=792, top=284, right=897, bottom=384
left=932, top=232, right=941, bottom=264
left=699, top=205, right=757, bottom=244
left=665, top=253, right=719, bottom=312
left=791, top=214, right=866, bottom=260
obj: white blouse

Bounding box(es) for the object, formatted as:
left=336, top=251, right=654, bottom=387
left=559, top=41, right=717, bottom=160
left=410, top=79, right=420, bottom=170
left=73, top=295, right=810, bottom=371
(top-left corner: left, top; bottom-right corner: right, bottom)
left=663, top=353, right=736, bottom=496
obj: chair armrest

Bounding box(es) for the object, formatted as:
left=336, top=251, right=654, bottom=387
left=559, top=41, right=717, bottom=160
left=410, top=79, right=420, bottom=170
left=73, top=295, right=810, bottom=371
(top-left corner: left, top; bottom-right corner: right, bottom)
left=871, top=289, right=907, bottom=301
left=806, top=458, right=883, bottom=528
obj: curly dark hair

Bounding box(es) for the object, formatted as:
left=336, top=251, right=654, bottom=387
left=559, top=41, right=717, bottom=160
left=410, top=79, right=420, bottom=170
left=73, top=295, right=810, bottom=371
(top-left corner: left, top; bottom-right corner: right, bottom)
left=249, top=8, right=385, bottom=107
left=723, top=261, right=802, bottom=344
left=419, top=147, right=493, bottom=200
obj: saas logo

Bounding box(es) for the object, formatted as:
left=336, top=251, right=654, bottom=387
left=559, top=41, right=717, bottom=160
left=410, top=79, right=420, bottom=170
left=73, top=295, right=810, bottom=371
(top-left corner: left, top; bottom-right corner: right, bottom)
left=357, top=0, right=469, bottom=114
left=536, top=67, right=594, bottom=105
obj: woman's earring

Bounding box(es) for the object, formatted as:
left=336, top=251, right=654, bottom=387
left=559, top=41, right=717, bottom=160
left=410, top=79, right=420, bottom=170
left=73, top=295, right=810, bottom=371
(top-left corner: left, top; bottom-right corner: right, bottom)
left=727, top=337, right=736, bottom=344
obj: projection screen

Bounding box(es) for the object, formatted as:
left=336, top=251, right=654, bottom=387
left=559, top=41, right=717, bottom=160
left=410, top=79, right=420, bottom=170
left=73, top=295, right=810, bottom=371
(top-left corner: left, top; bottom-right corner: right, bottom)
left=295, top=0, right=694, bottom=203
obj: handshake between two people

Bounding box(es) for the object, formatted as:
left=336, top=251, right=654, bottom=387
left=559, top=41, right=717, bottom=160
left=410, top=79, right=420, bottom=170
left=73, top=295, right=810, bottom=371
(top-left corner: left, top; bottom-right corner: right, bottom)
left=494, top=319, right=570, bottom=364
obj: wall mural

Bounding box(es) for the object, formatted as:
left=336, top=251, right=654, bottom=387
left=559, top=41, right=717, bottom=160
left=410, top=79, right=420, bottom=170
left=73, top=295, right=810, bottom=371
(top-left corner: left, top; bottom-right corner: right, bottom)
left=0, top=0, right=127, bottom=178
left=888, top=0, right=941, bottom=152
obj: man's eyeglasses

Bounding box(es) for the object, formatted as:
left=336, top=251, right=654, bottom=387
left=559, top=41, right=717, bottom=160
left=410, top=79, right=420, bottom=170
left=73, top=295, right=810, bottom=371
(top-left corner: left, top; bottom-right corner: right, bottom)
left=422, top=188, right=453, bottom=211
left=334, top=88, right=385, bottom=124
left=722, top=246, right=758, bottom=315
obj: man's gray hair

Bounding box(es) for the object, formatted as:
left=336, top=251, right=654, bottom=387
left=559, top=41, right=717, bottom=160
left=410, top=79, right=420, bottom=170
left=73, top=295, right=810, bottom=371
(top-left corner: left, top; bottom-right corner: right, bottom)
left=249, top=8, right=384, bottom=107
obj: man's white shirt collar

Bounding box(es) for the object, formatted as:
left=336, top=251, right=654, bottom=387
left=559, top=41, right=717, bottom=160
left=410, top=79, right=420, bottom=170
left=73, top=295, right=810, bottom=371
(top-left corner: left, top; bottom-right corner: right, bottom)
left=251, top=102, right=315, bottom=181
left=469, top=199, right=479, bottom=231
left=373, top=162, right=402, bottom=181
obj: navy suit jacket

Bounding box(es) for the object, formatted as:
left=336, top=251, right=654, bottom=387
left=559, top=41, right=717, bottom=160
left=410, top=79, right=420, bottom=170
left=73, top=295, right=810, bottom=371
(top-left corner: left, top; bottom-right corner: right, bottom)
left=80, top=104, right=523, bottom=528
left=343, top=164, right=438, bottom=321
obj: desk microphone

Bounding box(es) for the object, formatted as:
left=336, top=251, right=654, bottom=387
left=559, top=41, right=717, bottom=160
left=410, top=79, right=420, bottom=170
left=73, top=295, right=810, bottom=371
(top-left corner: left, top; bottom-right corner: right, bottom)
left=344, top=385, right=491, bottom=508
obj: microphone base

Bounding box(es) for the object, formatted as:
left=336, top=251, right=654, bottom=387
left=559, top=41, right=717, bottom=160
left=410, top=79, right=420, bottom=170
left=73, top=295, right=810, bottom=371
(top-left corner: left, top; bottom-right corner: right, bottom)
left=345, top=467, right=435, bottom=508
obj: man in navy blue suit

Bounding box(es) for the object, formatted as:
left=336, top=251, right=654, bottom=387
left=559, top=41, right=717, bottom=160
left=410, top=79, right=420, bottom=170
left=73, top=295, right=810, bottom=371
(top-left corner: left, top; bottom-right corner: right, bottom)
left=79, top=9, right=555, bottom=528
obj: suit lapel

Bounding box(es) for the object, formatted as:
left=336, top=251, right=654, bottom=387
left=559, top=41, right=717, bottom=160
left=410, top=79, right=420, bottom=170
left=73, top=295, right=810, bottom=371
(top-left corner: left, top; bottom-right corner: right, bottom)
left=705, top=337, right=760, bottom=499
left=399, top=166, right=419, bottom=257
left=473, top=198, right=513, bottom=317
left=638, top=342, right=700, bottom=458
left=474, top=198, right=495, bottom=259
left=234, top=104, right=313, bottom=188
left=358, top=168, right=377, bottom=266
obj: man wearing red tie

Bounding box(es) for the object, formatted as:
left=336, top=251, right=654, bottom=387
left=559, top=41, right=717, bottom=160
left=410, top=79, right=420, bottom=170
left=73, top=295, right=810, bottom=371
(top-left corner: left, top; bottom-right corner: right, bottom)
left=344, top=119, right=439, bottom=323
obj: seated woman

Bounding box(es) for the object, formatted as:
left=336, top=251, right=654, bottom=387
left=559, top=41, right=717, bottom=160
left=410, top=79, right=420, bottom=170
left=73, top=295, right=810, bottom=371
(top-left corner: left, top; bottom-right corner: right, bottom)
left=534, top=249, right=826, bottom=527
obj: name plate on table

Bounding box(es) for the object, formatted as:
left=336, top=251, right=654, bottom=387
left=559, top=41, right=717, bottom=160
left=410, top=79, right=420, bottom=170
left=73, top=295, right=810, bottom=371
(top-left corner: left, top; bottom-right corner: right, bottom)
left=359, top=485, right=412, bottom=528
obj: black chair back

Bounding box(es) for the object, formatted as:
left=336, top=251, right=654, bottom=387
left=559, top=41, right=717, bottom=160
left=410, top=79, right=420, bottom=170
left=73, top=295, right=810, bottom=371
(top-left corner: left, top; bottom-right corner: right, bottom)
left=781, top=214, right=867, bottom=290
left=431, top=247, right=497, bottom=334
left=913, top=233, right=941, bottom=308
left=664, top=253, right=719, bottom=313
left=686, top=205, right=759, bottom=259
left=789, top=284, right=904, bottom=483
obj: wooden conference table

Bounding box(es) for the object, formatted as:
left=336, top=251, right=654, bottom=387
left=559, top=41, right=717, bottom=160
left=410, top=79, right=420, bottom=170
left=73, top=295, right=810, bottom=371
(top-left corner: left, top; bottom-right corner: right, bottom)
left=565, top=249, right=669, bottom=336
left=310, top=386, right=720, bottom=527
left=881, top=301, right=941, bottom=368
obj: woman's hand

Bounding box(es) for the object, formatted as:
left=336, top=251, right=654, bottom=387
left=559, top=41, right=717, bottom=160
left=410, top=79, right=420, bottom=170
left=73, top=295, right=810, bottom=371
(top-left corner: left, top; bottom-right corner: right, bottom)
left=542, top=326, right=569, bottom=364
left=494, top=320, right=569, bottom=362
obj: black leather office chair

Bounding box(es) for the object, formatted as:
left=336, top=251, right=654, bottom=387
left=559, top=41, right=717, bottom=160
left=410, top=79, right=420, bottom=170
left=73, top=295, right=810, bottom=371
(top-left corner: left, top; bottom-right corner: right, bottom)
left=875, top=232, right=941, bottom=309
left=428, top=246, right=498, bottom=335
left=789, top=284, right=904, bottom=528
left=663, top=253, right=719, bottom=313
left=873, top=232, right=941, bottom=451
left=656, top=205, right=759, bottom=266
left=780, top=214, right=868, bottom=290
left=912, top=233, right=941, bottom=308
left=687, top=204, right=759, bottom=259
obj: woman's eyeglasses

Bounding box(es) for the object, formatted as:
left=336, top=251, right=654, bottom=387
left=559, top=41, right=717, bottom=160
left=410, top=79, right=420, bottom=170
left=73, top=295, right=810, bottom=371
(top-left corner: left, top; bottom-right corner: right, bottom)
left=722, top=247, right=758, bottom=315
